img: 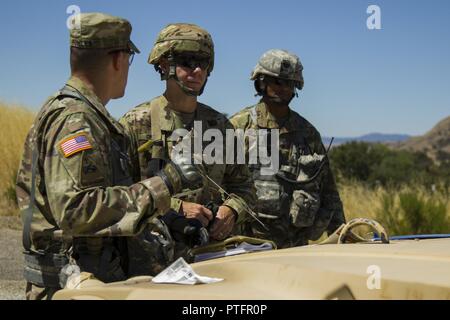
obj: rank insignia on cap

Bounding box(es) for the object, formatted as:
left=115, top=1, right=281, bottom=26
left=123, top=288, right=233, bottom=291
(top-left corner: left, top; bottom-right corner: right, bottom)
left=60, top=133, right=93, bottom=158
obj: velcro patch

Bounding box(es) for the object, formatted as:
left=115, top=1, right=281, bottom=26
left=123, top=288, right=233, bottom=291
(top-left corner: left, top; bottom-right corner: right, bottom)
left=59, top=133, right=93, bottom=158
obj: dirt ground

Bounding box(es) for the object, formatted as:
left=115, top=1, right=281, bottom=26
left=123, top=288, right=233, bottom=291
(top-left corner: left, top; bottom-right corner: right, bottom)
left=0, top=217, right=25, bottom=300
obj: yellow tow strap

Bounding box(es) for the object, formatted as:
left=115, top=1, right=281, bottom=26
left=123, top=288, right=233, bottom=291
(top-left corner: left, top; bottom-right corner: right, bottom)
left=190, top=235, right=277, bottom=256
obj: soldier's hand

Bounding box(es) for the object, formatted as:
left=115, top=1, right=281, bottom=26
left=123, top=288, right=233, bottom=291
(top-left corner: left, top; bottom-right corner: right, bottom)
left=181, top=201, right=213, bottom=227
left=209, top=206, right=237, bottom=241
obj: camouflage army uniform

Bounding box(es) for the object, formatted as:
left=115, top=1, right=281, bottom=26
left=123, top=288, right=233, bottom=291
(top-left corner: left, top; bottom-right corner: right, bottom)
left=16, top=13, right=172, bottom=299
left=120, top=23, right=255, bottom=257
left=230, top=50, right=345, bottom=248
left=120, top=95, right=255, bottom=230
left=16, top=76, right=172, bottom=290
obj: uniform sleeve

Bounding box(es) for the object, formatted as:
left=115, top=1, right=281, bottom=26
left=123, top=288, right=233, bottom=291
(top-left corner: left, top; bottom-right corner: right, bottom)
left=119, top=113, right=142, bottom=183
left=222, top=164, right=256, bottom=224
left=44, top=111, right=171, bottom=237
left=222, top=115, right=256, bottom=224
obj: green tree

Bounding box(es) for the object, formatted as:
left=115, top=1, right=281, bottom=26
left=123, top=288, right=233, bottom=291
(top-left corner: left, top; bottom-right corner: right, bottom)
left=329, top=142, right=389, bottom=182
left=329, top=141, right=445, bottom=187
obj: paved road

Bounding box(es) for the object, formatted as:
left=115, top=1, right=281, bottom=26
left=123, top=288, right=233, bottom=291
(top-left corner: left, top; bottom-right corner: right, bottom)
left=0, top=227, right=25, bottom=300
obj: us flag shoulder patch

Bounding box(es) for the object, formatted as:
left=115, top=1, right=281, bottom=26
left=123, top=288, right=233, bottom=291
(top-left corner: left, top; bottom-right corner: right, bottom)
left=59, top=133, right=93, bottom=158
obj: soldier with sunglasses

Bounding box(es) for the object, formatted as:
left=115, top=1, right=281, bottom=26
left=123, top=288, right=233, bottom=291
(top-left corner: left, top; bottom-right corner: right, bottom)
left=230, top=49, right=345, bottom=248
left=120, top=23, right=255, bottom=271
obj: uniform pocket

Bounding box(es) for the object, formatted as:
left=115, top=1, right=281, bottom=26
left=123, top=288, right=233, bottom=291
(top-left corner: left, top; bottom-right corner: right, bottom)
left=79, top=149, right=107, bottom=188
left=254, top=180, right=282, bottom=218
left=289, top=190, right=320, bottom=227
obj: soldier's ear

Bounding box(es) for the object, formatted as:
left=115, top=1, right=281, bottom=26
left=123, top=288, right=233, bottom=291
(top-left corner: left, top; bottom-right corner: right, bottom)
left=111, top=51, right=125, bottom=72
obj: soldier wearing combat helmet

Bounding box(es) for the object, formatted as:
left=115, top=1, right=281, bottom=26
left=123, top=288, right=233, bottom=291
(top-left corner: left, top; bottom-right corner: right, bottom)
left=120, top=23, right=256, bottom=263
left=16, top=13, right=204, bottom=299
left=230, top=49, right=345, bottom=248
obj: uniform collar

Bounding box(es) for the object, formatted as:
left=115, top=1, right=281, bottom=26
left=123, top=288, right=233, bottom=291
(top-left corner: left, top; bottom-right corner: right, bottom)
left=156, top=95, right=205, bottom=131
left=66, top=76, right=124, bottom=134
left=254, top=100, right=300, bottom=134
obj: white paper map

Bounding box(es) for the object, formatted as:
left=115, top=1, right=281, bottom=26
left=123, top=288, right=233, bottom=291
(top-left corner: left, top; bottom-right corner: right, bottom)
left=151, top=257, right=223, bottom=285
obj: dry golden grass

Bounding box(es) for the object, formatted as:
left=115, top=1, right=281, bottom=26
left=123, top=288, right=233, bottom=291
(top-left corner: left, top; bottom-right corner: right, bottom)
left=337, top=180, right=450, bottom=237
left=339, top=181, right=450, bottom=220
left=0, top=102, right=35, bottom=218
left=339, top=182, right=384, bottom=221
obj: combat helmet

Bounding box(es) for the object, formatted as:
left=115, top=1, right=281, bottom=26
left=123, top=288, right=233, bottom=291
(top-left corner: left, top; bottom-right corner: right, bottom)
left=148, top=23, right=214, bottom=96
left=251, top=49, right=304, bottom=97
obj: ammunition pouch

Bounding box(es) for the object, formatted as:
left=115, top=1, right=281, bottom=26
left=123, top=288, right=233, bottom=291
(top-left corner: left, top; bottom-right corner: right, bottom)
left=254, top=180, right=283, bottom=219
left=23, top=250, right=70, bottom=289
left=72, top=238, right=126, bottom=283
left=127, top=219, right=175, bottom=277
left=252, top=159, right=323, bottom=228
left=289, top=189, right=320, bottom=228
left=277, top=154, right=326, bottom=229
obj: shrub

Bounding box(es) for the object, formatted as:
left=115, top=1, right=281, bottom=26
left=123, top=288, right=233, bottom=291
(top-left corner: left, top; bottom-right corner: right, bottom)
left=376, top=191, right=449, bottom=235
left=329, top=141, right=446, bottom=187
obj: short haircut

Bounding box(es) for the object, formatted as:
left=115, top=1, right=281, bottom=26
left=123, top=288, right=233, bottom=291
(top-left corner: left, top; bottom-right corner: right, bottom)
left=70, top=47, right=111, bottom=74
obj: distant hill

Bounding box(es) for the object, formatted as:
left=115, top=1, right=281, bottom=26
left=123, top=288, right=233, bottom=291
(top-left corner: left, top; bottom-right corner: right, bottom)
left=322, top=133, right=411, bottom=148
left=323, top=116, right=450, bottom=164
left=394, top=116, right=450, bottom=163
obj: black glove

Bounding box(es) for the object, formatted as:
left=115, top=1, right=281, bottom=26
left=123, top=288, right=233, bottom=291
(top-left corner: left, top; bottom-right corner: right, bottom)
left=161, top=210, right=209, bottom=247
left=204, top=201, right=220, bottom=229
left=156, top=157, right=204, bottom=195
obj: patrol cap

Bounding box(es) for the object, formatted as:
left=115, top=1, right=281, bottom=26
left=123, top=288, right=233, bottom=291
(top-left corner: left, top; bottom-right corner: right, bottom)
left=69, top=12, right=140, bottom=54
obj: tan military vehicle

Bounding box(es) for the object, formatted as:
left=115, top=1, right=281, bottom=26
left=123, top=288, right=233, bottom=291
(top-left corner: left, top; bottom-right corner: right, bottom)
left=53, top=219, right=450, bottom=300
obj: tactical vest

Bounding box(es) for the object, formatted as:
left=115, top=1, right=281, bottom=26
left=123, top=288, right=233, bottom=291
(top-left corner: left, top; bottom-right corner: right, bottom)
left=127, top=101, right=213, bottom=274
left=143, top=101, right=226, bottom=205
left=248, top=106, right=326, bottom=232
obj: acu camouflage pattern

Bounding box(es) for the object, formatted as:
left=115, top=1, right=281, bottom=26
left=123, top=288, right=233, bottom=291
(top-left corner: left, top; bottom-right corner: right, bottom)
left=120, top=95, right=256, bottom=226
left=230, top=101, right=345, bottom=248
left=69, top=12, right=140, bottom=53
left=148, top=23, right=215, bottom=74
left=16, top=76, right=172, bottom=281
left=251, top=49, right=304, bottom=90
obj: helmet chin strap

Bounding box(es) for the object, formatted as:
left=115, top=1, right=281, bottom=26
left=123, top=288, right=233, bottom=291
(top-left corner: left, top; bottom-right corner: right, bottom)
left=175, top=78, right=207, bottom=97
left=265, top=93, right=295, bottom=105
left=165, top=54, right=207, bottom=97
left=255, top=79, right=296, bottom=105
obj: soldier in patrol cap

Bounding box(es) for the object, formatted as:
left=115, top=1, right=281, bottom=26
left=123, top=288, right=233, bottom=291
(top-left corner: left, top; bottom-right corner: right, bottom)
left=16, top=13, right=204, bottom=299
left=120, top=23, right=256, bottom=260
left=230, top=49, right=345, bottom=248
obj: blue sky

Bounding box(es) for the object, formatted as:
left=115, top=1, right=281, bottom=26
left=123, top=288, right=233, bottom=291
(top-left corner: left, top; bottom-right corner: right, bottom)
left=0, top=0, right=449, bottom=137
